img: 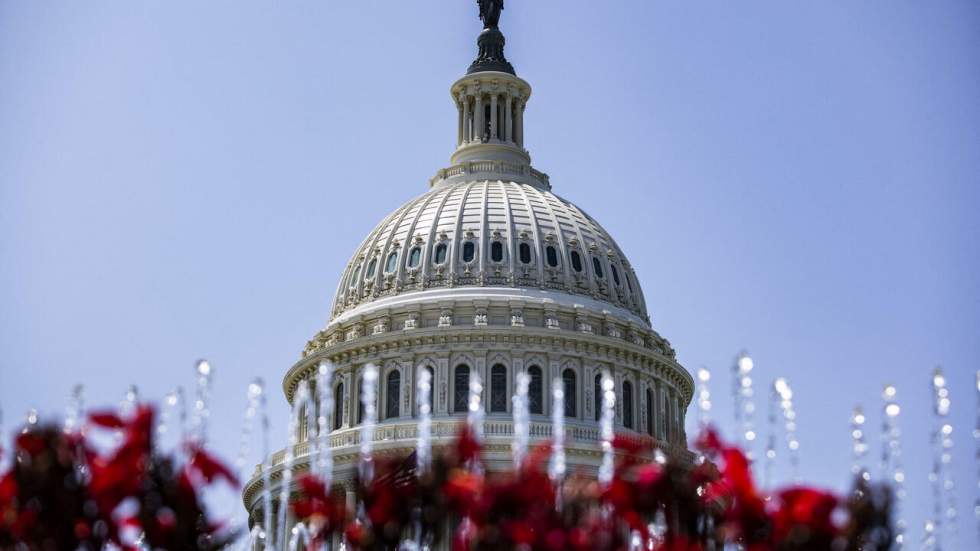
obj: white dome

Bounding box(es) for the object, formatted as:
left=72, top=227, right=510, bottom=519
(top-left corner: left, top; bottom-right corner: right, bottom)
left=330, top=179, right=650, bottom=325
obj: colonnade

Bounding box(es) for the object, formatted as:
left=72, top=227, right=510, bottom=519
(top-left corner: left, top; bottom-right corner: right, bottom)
left=457, top=89, right=525, bottom=147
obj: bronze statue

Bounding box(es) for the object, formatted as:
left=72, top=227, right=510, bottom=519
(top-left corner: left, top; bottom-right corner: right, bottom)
left=478, top=0, right=503, bottom=29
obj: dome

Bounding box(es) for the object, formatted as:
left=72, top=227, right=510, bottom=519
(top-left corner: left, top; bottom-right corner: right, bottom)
left=329, top=179, right=650, bottom=327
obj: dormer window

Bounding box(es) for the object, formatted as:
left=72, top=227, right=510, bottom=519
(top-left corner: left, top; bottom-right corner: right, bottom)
left=407, top=247, right=421, bottom=268
left=462, top=241, right=476, bottom=263
left=611, top=264, right=621, bottom=286
left=434, top=243, right=448, bottom=265
left=385, top=252, right=399, bottom=273
left=570, top=250, right=583, bottom=272
left=365, top=258, right=377, bottom=279
left=592, top=257, right=604, bottom=279
left=491, top=241, right=504, bottom=262
left=519, top=242, right=532, bottom=264
left=546, top=246, right=559, bottom=267
left=350, top=264, right=361, bottom=285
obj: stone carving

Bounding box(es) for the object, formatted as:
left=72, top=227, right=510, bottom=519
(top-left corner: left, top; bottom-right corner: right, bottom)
left=438, top=309, right=454, bottom=328
left=474, top=309, right=488, bottom=326
left=510, top=308, right=524, bottom=327
left=404, top=313, right=419, bottom=330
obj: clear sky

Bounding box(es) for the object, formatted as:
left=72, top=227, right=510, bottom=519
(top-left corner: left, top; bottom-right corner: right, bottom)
left=1, top=1, right=977, bottom=546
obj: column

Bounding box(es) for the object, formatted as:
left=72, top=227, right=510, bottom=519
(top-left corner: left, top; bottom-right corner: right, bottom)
left=515, top=97, right=524, bottom=146
left=490, top=94, right=498, bottom=141
left=504, top=93, right=513, bottom=143
left=456, top=94, right=464, bottom=145
left=474, top=94, right=484, bottom=142
left=462, top=95, right=470, bottom=144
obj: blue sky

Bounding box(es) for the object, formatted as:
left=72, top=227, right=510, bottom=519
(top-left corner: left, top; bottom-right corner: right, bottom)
left=1, top=1, right=978, bottom=546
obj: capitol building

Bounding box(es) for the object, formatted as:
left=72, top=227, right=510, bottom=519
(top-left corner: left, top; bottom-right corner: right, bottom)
left=244, top=5, right=694, bottom=545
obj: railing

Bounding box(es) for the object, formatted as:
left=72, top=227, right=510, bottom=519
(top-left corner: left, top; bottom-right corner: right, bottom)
left=257, top=418, right=691, bottom=475
left=429, top=161, right=550, bottom=189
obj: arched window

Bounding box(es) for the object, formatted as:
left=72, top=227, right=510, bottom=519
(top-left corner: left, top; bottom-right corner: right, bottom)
left=623, top=380, right=634, bottom=429
left=594, top=374, right=602, bottom=421
left=646, top=388, right=654, bottom=436
left=519, top=242, right=532, bottom=264
left=546, top=246, right=559, bottom=267
left=571, top=250, right=583, bottom=273
left=385, top=252, right=398, bottom=273
left=528, top=365, right=543, bottom=415
left=453, top=364, right=470, bottom=413
left=611, top=264, right=621, bottom=286
left=491, top=241, right=504, bottom=262
left=407, top=247, right=421, bottom=268
left=462, top=242, right=476, bottom=263
left=386, top=370, right=400, bottom=419
left=592, top=257, right=604, bottom=279
left=350, top=265, right=361, bottom=286
left=356, top=376, right=365, bottom=424
left=434, top=243, right=448, bottom=265
left=490, top=364, right=507, bottom=413
left=333, top=382, right=344, bottom=430
left=417, top=366, right=435, bottom=414
left=562, top=369, right=576, bottom=417
left=365, top=258, right=377, bottom=279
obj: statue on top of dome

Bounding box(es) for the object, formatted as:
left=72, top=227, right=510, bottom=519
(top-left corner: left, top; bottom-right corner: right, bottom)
left=477, top=0, right=504, bottom=29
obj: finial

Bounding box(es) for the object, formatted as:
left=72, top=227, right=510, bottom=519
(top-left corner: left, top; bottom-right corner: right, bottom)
left=468, top=0, right=514, bottom=75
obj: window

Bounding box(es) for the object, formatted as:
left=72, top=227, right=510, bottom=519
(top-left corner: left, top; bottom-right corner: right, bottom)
left=562, top=369, right=576, bottom=417
left=407, top=247, right=421, bottom=268
left=385, top=252, right=398, bottom=273
left=592, top=257, right=604, bottom=279
left=386, top=370, right=400, bottom=419
left=356, top=377, right=365, bottom=424
left=546, top=246, right=559, bottom=267
left=528, top=365, right=543, bottom=415
left=333, top=382, right=344, bottom=430
left=491, top=241, right=504, bottom=262
left=625, top=272, right=633, bottom=292
left=417, top=366, right=435, bottom=414
left=490, top=364, right=507, bottom=413
left=646, top=388, right=654, bottom=436
left=454, top=365, right=470, bottom=413
left=434, top=243, right=448, bottom=264
left=623, top=380, right=634, bottom=429
left=366, top=258, right=377, bottom=279
left=350, top=265, right=361, bottom=285
left=611, top=264, right=621, bottom=286
left=462, top=242, right=476, bottom=263
left=594, top=374, right=602, bottom=421
left=519, top=242, right=532, bottom=264
left=571, top=250, right=583, bottom=272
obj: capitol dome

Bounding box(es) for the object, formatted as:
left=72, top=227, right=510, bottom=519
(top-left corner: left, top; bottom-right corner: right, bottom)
left=330, top=178, right=650, bottom=326
left=246, top=7, right=693, bottom=547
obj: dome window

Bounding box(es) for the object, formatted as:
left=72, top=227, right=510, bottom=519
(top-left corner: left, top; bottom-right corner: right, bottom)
left=611, top=264, right=621, bottom=286
left=490, top=364, right=507, bottom=413
left=491, top=241, right=504, bottom=262
left=462, top=241, right=476, bottom=263
left=562, top=369, right=576, bottom=417
left=350, top=265, right=361, bottom=286
left=624, top=272, right=633, bottom=292
left=453, top=364, right=470, bottom=413
left=519, top=242, right=532, bottom=264
left=546, top=246, right=559, bottom=267
left=407, top=247, right=421, bottom=268
left=570, top=250, right=583, bottom=272
left=622, top=380, right=634, bottom=429
left=385, top=252, right=399, bottom=273
left=528, top=365, right=543, bottom=414
left=365, top=258, right=377, bottom=279
left=592, top=257, right=604, bottom=279
left=433, top=243, right=448, bottom=265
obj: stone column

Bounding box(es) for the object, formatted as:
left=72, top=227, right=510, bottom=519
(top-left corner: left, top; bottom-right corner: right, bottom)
left=515, top=97, right=524, bottom=146
left=474, top=94, right=484, bottom=142
left=456, top=94, right=464, bottom=145
left=342, top=370, right=353, bottom=428
left=490, top=94, right=498, bottom=141
left=504, top=93, right=513, bottom=143
left=462, top=95, right=471, bottom=143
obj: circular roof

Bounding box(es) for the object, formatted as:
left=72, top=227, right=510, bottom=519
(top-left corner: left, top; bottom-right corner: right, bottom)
left=330, top=179, right=649, bottom=325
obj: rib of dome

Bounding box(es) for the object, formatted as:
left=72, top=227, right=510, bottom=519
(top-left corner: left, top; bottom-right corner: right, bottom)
left=330, top=179, right=650, bottom=325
